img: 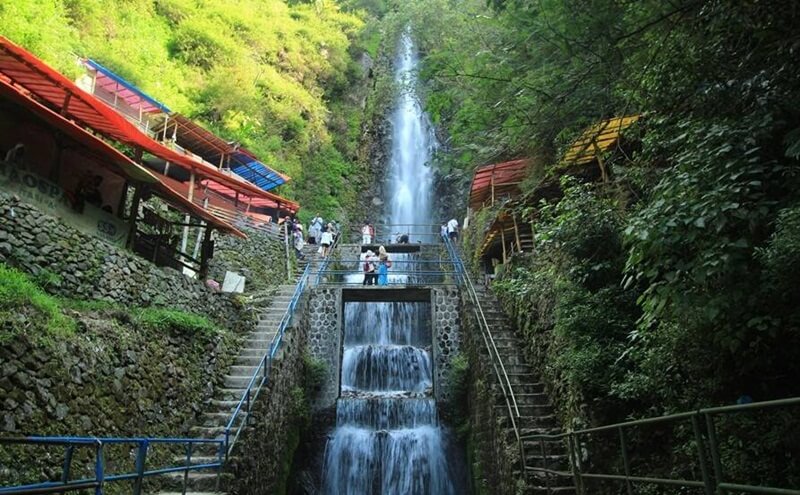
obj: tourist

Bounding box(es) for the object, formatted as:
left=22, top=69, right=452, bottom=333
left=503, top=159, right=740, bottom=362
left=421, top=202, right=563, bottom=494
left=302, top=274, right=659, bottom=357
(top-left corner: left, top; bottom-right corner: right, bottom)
left=361, top=222, right=372, bottom=244
left=293, top=229, right=305, bottom=259
left=440, top=224, right=448, bottom=241
left=378, top=245, right=391, bottom=286
left=309, top=214, right=323, bottom=244
left=447, top=218, right=459, bottom=241
left=320, top=226, right=334, bottom=257
left=362, top=249, right=377, bottom=285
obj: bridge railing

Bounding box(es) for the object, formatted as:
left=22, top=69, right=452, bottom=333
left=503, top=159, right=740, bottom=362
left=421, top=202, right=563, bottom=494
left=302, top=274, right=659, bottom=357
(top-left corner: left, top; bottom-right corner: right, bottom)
left=0, top=436, right=224, bottom=495
left=522, top=397, right=800, bottom=495
left=442, top=237, right=527, bottom=473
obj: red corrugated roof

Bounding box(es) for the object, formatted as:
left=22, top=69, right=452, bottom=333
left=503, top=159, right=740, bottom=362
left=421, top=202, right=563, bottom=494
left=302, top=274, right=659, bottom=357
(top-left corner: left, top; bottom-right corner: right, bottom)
left=0, top=72, right=245, bottom=237
left=0, top=35, right=299, bottom=213
left=469, top=159, right=530, bottom=209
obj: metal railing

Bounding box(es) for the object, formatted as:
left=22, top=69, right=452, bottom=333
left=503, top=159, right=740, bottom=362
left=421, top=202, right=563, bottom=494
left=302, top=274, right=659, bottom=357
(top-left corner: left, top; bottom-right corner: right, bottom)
left=312, top=257, right=458, bottom=286
left=224, top=261, right=312, bottom=455
left=347, top=223, right=446, bottom=245
left=443, top=237, right=526, bottom=470
left=0, top=436, right=224, bottom=495
left=523, top=397, right=800, bottom=495
left=1, top=251, right=314, bottom=495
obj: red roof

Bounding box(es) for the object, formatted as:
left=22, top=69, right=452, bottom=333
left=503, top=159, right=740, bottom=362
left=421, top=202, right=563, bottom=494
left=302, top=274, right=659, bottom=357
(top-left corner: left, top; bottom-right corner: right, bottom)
left=0, top=35, right=298, bottom=214
left=0, top=68, right=245, bottom=238
left=469, top=159, right=531, bottom=209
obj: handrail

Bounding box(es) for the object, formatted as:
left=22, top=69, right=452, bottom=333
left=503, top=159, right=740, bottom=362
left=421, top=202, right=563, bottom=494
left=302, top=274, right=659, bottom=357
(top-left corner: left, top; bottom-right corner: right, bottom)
left=0, top=436, right=224, bottom=495
left=314, top=232, right=342, bottom=285
left=224, top=261, right=312, bottom=455
left=443, top=237, right=526, bottom=470
left=520, top=397, right=800, bottom=495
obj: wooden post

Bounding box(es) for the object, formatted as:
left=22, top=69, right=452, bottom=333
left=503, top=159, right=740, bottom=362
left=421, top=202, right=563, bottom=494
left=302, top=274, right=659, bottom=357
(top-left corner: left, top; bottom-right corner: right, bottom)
left=500, top=224, right=507, bottom=263
left=126, top=185, right=145, bottom=249
left=162, top=114, right=170, bottom=142
left=592, top=139, right=609, bottom=183
left=512, top=214, right=522, bottom=252
left=180, top=170, right=195, bottom=259
left=199, top=227, right=213, bottom=280
left=490, top=172, right=495, bottom=205
left=116, top=183, right=128, bottom=219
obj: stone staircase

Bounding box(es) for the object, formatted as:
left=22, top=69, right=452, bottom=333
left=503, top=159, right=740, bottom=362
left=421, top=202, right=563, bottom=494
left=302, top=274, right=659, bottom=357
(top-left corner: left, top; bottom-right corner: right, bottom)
left=150, top=283, right=302, bottom=494
left=472, top=284, right=576, bottom=495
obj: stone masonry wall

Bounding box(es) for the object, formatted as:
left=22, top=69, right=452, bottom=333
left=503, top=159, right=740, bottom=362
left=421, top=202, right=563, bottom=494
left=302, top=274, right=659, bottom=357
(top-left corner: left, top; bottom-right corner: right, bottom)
left=433, top=286, right=461, bottom=402
left=208, top=227, right=288, bottom=293
left=0, top=193, right=247, bottom=329
left=0, top=309, right=241, bottom=489
left=306, top=288, right=342, bottom=410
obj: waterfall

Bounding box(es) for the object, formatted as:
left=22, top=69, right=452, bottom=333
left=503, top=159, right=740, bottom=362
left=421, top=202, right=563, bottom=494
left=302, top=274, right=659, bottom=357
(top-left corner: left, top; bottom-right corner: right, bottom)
left=322, top=303, right=461, bottom=495
left=320, top=33, right=464, bottom=494
left=387, top=31, right=436, bottom=238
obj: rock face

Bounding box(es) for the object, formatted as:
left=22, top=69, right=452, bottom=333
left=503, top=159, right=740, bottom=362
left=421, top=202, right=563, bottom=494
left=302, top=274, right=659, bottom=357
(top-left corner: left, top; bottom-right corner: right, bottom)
left=0, top=309, right=242, bottom=488
left=0, top=192, right=250, bottom=329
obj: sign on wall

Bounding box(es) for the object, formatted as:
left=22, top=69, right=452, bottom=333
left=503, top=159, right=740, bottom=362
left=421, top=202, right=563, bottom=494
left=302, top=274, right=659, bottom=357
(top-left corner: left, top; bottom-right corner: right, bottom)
left=0, top=162, right=128, bottom=247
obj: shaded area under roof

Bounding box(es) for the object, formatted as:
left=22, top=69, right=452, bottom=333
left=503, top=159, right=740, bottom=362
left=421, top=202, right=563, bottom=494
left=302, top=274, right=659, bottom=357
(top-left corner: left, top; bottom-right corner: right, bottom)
left=0, top=76, right=245, bottom=238
left=84, top=59, right=170, bottom=114
left=0, top=36, right=298, bottom=213
left=562, top=115, right=640, bottom=166
left=157, top=115, right=289, bottom=192
left=469, top=159, right=531, bottom=209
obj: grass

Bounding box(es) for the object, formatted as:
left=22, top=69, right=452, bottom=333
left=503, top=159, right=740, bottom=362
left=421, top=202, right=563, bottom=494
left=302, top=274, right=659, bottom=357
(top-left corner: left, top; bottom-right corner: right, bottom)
left=1, top=263, right=221, bottom=345
left=0, top=263, right=76, bottom=344
left=134, top=307, right=217, bottom=335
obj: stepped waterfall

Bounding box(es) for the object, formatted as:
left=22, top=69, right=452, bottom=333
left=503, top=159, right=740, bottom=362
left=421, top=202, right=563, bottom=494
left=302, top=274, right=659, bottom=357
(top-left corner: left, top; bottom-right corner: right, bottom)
left=320, top=34, right=466, bottom=494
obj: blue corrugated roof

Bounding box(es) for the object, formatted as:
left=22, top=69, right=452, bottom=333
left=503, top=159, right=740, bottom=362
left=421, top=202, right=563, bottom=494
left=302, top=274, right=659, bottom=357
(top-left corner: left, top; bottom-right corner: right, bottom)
left=85, top=59, right=171, bottom=113
left=230, top=152, right=286, bottom=192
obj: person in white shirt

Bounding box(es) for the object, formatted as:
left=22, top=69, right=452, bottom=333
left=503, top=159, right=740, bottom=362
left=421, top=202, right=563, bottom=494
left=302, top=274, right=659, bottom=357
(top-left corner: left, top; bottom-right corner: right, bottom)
left=361, top=222, right=372, bottom=244
left=447, top=218, right=459, bottom=241
left=320, top=227, right=334, bottom=257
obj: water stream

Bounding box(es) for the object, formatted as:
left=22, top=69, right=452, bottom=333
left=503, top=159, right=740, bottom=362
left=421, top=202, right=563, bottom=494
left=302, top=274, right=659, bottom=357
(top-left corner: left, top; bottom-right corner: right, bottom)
left=319, top=34, right=465, bottom=494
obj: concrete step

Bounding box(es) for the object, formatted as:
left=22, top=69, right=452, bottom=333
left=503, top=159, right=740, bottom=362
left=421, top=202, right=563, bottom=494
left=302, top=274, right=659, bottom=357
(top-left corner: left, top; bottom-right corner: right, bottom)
left=158, top=471, right=229, bottom=492
left=238, top=348, right=270, bottom=358
left=495, top=404, right=553, bottom=417
left=213, top=388, right=247, bottom=402
left=223, top=375, right=255, bottom=388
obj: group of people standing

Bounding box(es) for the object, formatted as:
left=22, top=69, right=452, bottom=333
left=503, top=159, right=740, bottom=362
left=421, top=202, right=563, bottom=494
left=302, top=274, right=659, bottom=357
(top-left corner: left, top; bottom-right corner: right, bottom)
left=362, top=245, right=391, bottom=286
left=286, top=213, right=339, bottom=260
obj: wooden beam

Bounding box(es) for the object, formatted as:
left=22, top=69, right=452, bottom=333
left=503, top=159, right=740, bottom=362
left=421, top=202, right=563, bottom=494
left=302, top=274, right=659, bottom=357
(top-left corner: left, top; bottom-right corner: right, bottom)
left=513, top=214, right=522, bottom=252
left=591, top=139, right=609, bottom=183
left=500, top=224, right=507, bottom=263
left=126, top=184, right=145, bottom=249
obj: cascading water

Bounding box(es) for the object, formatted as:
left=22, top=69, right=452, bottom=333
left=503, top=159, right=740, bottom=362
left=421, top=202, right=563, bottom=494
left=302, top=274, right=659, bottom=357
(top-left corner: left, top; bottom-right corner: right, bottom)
left=320, top=33, right=465, bottom=494
left=322, top=303, right=462, bottom=494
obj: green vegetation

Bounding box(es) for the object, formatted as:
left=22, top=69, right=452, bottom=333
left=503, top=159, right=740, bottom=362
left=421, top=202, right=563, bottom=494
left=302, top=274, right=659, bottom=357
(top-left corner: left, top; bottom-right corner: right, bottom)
left=392, top=0, right=800, bottom=489
left=134, top=307, right=216, bottom=335
left=0, top=0, right=386, bottom=223
left=0, top=264, right=76, bottom=344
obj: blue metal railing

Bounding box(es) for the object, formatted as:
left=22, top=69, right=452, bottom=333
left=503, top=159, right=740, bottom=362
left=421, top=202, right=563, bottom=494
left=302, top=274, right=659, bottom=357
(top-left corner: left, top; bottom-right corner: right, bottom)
left=1, top=263, right=315, bottom=494
left=0, top=436, right=224, bottom=495
left=224, top=261, right=312, bottom=454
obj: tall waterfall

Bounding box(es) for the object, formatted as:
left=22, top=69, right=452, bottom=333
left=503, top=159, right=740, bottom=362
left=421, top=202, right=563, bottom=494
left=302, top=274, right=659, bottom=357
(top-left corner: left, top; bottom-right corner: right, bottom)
left=320, top=33, right=464, bottom=494
left=387, top=32, right=436, bottom=236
